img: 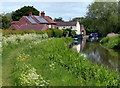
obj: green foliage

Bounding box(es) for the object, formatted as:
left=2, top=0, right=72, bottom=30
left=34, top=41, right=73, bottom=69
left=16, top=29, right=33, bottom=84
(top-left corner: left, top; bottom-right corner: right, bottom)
left=63, top=28, right=76, bottom=36
left=83, top=2, right=119, bottom=37
left=12, top=28, right=16, bottom=30
left=2, top=34, right=50, bottom=86
left=70, top=17, right=81, bottom=22
left=2, top=29, right=53, bottom=37
left=54, top=17, right=64, bottom=22
left=2, top=28, right=64, bottom=38
left=48, top=28, right=63, bottom=37
left=86, top=28, right=94, bottom=33
left=1, top=13, right=12, bottom=29
left=0, top=14, right=2, bottom=29
left=12, top=6, right=39, bottom=21
left=100, top=35, right=120, bottom=49
left=100, top=37, right=109, bottom=44
left=63, top=37, right=73, bottom=43
left=2, top=36, right=119, bottom=86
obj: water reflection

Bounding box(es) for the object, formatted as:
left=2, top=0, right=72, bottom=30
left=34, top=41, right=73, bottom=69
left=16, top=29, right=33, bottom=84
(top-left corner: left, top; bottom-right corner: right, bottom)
left=71, top=38, right=86, bottom=53
left=71, top=38, right=120, bottom=70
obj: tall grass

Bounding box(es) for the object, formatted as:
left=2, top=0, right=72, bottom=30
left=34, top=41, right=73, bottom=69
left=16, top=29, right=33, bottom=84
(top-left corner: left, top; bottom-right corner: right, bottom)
left=3, top=35, right=119, bottom=86
left=2, top=29, right=53, bottom=37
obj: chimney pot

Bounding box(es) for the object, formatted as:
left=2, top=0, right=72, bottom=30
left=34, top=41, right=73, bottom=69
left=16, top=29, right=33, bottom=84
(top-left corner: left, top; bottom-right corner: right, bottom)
left=41, top=11, right=45, bottom=18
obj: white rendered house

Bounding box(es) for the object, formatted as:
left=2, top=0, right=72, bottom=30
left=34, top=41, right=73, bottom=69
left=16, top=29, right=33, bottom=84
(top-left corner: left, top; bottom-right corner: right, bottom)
left=56, top=21, right=84, bottom=35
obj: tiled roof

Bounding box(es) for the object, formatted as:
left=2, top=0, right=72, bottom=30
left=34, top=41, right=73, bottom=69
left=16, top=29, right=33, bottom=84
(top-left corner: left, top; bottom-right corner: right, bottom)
left=19, top=24, right=48, bottom=30
left=56, top=21, right=77, bottom=26
left=44, top=16, right=56, bottom=24
left=9, top=25, right=20, bottom=29
left=10, top=12, right=56, bottom=30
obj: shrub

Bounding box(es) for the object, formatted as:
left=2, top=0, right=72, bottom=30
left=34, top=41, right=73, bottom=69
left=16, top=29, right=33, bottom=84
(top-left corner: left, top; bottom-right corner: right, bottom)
left=100, top=35, right=120, bottom=49
left=63, top=28, right=76, bottom=37
left=2, top=29, right=63, bottom=38
left=107, top=38, right=120, bottom=49
left=48, top=28, right=63, bottom=37
left=12, top=28, right=17, bottom=30
left=100, top=37, right=109, bottom=44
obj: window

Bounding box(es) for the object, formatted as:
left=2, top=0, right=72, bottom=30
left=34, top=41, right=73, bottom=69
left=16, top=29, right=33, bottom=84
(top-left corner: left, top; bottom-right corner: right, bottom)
left=70, top=26, right=72, bottom=29
left=63, top=27, right=65, bottom=29
left=56, top=27, right=59, bottom=29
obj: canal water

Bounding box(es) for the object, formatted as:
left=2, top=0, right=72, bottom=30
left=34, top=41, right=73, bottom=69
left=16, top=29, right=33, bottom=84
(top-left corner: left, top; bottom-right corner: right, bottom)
left=70, top=37, right=120, bottom=71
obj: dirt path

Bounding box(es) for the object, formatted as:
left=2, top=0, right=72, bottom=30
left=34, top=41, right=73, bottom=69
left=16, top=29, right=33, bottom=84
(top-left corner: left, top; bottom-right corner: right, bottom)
left=2, top=45, right=26, bottom=86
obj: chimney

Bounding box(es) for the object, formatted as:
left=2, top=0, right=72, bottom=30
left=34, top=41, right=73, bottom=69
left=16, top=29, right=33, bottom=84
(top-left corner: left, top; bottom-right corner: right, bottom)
left=29, top=12, right=32, bottom=16
left=41, top=11, right=45, bottom=18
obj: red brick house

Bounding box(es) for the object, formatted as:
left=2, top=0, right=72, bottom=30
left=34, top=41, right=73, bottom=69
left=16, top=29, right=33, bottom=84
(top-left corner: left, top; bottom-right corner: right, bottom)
left=9, top=11, right=56, bottom=30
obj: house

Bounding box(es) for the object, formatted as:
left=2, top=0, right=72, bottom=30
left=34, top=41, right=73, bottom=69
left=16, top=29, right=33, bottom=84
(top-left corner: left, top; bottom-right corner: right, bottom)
left=56, top=21, right=86, bottom=35
left=9, top=11, right=56, bottom=30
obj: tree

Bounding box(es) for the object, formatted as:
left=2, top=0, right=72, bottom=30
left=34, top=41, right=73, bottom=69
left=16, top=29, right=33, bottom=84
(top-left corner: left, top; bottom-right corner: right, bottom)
left=0, top=14, right=2, bottom=29
left=70, top=17, right=84, bottom=22
left=12, top=6, right=39, bottom=21
left=85, top=2, right=118, bottom=37
left=54, top=17, right=64, bottom=22
left=1, top=13, right=12, bottom=29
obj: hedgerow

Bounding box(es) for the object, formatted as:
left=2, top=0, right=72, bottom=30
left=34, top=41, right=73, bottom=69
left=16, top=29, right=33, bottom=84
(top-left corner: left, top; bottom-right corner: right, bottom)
left=2, top=28, right=63, bottom=38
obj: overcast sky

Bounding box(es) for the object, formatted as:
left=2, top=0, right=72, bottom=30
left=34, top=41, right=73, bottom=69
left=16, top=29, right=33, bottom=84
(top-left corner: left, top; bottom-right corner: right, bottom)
left=1, top=2, right=93, bottom=21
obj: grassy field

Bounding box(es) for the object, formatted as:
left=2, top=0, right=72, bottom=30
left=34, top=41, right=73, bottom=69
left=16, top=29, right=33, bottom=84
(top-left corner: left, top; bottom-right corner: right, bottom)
left=2, top=33, right=120, bottom=86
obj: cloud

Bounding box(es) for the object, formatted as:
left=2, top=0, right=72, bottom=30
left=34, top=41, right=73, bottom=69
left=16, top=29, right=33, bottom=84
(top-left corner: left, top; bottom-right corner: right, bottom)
left=0, top=2, right=92, bottom=21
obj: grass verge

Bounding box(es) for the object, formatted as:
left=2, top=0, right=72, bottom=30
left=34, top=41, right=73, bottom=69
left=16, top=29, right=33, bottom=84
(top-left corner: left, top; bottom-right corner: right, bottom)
left=3, top=37, right=120, bottom=86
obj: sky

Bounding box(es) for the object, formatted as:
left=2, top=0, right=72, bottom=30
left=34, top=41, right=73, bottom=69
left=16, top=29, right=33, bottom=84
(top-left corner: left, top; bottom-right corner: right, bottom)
left=0, top=1, right=93, bottom=21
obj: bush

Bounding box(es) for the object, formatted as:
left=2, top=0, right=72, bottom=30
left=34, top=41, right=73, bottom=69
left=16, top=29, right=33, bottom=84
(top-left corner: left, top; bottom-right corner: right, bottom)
left=107, top=38, right=120, bottom=49
left=63, top=28, right=76, bottom=37
left=100, top=37, right=109, bottom=44
left=12, top=28, right=17, bottom=30
left=100, top=35, right=120, bottom=49
left=48, top=28, right=63, bottom=37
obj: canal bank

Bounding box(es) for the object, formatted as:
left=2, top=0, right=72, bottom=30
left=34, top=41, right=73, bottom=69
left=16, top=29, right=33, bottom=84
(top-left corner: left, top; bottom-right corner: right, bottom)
left=70, top=37, right=120, bottom=71
left=2, top=37, right=119, bottom=86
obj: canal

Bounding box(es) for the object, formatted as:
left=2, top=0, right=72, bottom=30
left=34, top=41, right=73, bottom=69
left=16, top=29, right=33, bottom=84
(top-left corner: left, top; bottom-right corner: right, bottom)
left=70, top=37, right=120, bottom=71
